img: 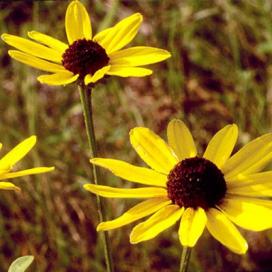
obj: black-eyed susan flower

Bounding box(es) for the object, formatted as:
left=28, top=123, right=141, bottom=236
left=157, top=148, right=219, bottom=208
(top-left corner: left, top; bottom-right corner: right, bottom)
left=1, top=0, right=170, bottom=86
left=84, top=119, right=272, bottom=254
left=0, top=135, right=54, bottom=191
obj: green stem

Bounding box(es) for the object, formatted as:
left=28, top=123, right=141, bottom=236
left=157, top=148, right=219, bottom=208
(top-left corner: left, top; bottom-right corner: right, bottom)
left=179, top=246, right=191, bottom=272
left=79, top=83, right=114, bottom=272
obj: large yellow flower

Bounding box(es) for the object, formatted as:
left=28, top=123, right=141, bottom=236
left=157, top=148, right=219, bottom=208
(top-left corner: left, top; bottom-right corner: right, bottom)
left=0, top=136, right=54, bottom=191
left=1, top=0, right=170, bottom=86
left=84, top=119, right=272, bottom=254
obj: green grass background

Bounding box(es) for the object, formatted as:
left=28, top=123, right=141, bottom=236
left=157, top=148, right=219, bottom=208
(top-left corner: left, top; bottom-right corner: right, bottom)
left=1, top=0, right=272, bottom=271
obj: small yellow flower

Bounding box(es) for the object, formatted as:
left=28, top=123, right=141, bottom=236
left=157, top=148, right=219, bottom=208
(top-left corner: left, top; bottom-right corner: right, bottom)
left=0, top=135, right=54, bottom=191
left=84, top=119, right=272, bottom=254
left=1, top=0, right=171, bottom=86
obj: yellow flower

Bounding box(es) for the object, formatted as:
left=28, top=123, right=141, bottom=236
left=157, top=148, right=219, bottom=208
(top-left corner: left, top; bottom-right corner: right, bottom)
left=1, top=0, right=171, bottom=86
left=84, top=119, right=272, bottom=254
left=0, top=136, right=54, bottom=191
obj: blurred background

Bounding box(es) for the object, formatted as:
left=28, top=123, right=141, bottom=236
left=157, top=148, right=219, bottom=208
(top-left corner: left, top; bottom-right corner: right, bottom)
left=1, top=0, right=272, bottom=271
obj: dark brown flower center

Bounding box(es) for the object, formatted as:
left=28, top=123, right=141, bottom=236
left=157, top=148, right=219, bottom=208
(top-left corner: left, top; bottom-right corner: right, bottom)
left=167, top=157, right=227, bottom=210
left=62, top=39, right=109, bottom=78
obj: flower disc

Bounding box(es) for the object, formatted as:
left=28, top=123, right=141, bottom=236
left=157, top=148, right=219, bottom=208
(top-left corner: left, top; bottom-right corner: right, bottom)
left=167, top=157, right=227, bottom=209
left=62, top=39, right=109, bottom=78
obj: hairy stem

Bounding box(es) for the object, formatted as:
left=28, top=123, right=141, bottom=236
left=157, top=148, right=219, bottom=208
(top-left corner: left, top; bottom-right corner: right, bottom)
left=179, top=246, right=191, bottom=272
left=79, top=83, right=114, bottom=272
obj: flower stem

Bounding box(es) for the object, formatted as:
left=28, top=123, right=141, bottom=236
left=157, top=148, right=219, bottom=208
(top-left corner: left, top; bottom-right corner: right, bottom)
left=179, top=246, right=191, bottom=272
left=79, top=83, right=114, bottom=272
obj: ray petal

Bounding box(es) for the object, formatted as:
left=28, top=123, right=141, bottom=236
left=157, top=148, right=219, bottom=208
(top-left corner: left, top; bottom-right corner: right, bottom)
left=227, top=184, right=272, bottom=197
left=8, top=50, right=65, bottom=73
left=65, top=0, right=92, bottom=44
left=1, top=34, right=62, bottom=63
left=93, top=27, right=112, bottom=44
left=109, top=46, right=171, bottom=66
left=94, top=13, right=143, bottom=54
left=0, top=167, right=54, bottom=180
left=0, top=182, right=20, bottom=191
left=206, top=208, right=248, bottom=254
left=179, top=207, right=207, bottom=247
left=84, top=184, right=167, bottom=198
left=37, top=71, right=79, bottom=86
left=130, top=127, right=178, bottom=174
left=97, top=197, right=171, bottom=231
left=203, top=124, right=238, bottom=169
left=227, top=171, right=272, bottom=187
left=107, top=66, right=152, bottom=77
left=84, top=65, right=111, bottom=85
left=90, top=158, right=167, bottom=187
left=220, top=197, right=272, bottom=231
left=222, top=133, right=272, bottom=179
left=0, top=136, right=36, bottom=171
left=167, top=119, right=197, bottom=160
left=28, top=31, right=68, bottom=53
left=130, top=205, right=183, bottom=243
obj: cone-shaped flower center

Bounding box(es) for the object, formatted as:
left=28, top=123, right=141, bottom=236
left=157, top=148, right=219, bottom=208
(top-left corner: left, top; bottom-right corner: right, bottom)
left=167, top=157, right=227, bottom=210
left=62, top=39, right=109, bottom=78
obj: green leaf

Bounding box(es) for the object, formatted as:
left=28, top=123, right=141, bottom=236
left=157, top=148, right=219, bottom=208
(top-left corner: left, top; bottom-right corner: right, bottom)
left=8, top=256, right=34, bottom=272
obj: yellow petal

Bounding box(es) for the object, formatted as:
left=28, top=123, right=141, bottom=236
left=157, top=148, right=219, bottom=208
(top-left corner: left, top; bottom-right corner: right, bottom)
left=65, top=0, right=92, bottom=44
left=167, top=119, right=197, bottom=160
left=90, top=158, right=167, bottom=187
left=227, top=171, right=272, bottom=187
left=203, top=124, right=238, bottom=169
left=179, top=207, right=207, bottom=247
left=28, top=31, right=68, bottom=53
left=107, top=66, right=152, bottom=77
left=8, top=50, right=65, bottom=73
left=94, top=13, right=142, bottom=54
left=109, top=46, right=171, bottom=66
left=1, top=34, right=62, bottom=63
left=130, top=205, right=183, bottom=244
left=228, top=183, right=272, bottom=197
left=83, top=184, right=167, bottom=198
left=0, top=167, right=54, bottom=180
left=0, top=182, right=20, bottom=192
left=130, top=127, right=178, bottom=174
left=93, top=27, right=112, bottom=44
left=37, top=71, right=79, bottom=86
left=97, top=197, right=171, bottom=231
left=84, top=65, right=111, bottom=85
left=0, top=136, right=36, bottom=170
left=227, top=171, right=272, bottom=196
left=222, top=133, right=272, bottom=179
left=206, top=208, right=248, bottom=254
left=221, top=197, right=272, bottom=231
